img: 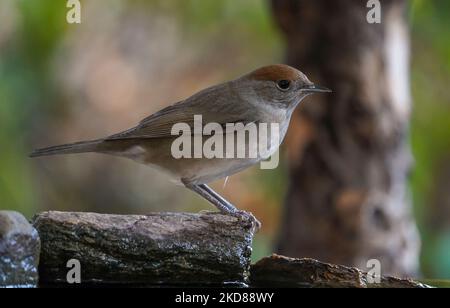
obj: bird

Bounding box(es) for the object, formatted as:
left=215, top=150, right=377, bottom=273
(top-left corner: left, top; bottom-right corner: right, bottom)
left=30, top=64, right=331, bottom=229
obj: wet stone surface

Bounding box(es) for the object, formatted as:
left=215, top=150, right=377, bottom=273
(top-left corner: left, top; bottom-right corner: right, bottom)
left=0, top=211, right=40, bottom=288
left=33, top=211, right=256, bottom=286
left=250, top=254, right=431, bottom=288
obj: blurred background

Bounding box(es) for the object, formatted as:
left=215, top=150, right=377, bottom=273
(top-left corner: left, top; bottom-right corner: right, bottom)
left=0, top=0, right=449, bottom=281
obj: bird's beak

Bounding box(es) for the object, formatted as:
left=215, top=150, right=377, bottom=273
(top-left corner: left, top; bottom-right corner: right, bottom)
left=303, top=84, right=332, bottom=93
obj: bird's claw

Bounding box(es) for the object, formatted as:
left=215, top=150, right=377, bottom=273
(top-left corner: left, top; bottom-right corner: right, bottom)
left=231, top=210, right=261, bottom=231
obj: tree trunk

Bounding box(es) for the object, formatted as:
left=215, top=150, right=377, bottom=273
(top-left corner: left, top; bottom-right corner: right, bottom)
left=272, top=0, right=420, bottom=276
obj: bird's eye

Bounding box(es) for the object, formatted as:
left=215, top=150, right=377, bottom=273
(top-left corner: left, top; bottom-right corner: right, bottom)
left=276, top=80, right=291, bottom=91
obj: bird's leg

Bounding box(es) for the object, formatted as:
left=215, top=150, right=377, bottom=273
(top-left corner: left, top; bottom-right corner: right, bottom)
left=185, top=183, right=236, bottom=214
left=183, top=181, right=261, bottom=229
left=198, top=184, right=238, bottom=213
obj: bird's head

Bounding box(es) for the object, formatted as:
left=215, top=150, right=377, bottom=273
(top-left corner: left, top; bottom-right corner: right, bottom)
left=239, top=64, right=331, bottom=110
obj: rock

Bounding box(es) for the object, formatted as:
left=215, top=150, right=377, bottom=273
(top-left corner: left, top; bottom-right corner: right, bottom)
left=33, top=211, right=256, bottom=286
left=250, top=254, right=431, bottom=288
left=0, top=211, right=40, bottom=288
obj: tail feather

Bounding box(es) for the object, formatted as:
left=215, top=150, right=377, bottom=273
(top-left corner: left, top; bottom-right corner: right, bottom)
left=30, top=139, right=103, bottom=158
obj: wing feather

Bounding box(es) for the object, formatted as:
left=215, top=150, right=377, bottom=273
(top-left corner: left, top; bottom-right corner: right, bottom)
left=106, top=82, right=255, bottom=140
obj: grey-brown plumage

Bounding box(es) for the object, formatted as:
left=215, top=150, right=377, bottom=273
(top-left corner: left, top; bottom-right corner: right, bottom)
left=31, top=64, right=331, bottom=228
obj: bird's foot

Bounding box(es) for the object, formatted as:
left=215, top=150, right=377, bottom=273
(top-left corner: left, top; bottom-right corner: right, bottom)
left=230, top=210, right=261, bottom=232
